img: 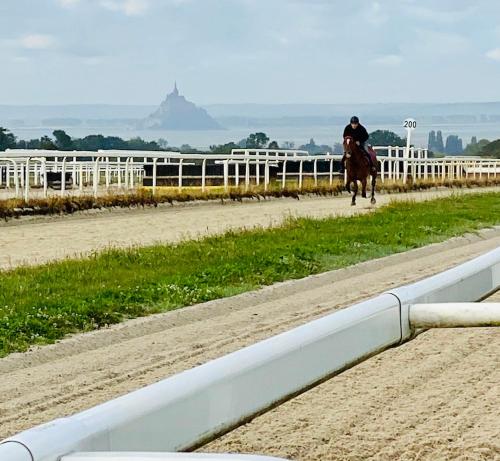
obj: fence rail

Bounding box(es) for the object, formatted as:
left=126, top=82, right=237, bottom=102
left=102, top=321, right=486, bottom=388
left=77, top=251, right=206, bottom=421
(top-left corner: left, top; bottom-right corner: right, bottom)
left=1, top=148, right=499, bottom=200
left=1, top=247, right=499, bottom=461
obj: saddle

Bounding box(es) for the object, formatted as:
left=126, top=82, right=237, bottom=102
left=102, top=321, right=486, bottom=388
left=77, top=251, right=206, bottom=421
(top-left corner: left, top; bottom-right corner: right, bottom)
left=363, top=145, right=378, bottom=170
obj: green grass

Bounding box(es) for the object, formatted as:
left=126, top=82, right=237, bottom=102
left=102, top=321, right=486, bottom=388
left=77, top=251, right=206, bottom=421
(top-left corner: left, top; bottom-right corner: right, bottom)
left=1, top=192, right=499, bottom=357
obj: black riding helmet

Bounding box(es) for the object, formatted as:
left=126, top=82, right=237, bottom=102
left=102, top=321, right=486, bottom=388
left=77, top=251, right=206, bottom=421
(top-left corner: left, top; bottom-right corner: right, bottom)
left=350, top=116, right=359, bottom=124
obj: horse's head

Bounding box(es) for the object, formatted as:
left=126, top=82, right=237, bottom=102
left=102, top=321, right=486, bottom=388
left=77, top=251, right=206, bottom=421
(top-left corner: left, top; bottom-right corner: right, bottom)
left=343, top=136, right=354, bottom=158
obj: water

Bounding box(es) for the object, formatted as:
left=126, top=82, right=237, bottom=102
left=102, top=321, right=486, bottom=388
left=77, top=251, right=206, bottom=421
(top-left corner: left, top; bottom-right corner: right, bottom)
left=8, top=122, right=500, bottom=150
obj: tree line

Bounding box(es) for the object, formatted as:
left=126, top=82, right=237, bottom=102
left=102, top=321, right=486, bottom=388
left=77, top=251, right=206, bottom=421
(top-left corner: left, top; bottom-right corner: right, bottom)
left=2, top=126, right=499, bottom=158
left=427, top=130, right=500, bottom=157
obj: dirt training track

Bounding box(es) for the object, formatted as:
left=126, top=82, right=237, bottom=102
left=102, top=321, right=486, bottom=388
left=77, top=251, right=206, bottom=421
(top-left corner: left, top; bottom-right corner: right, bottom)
left=1, top=226, right=499, bottom=460
left=1, top=186, right=499, bottom=271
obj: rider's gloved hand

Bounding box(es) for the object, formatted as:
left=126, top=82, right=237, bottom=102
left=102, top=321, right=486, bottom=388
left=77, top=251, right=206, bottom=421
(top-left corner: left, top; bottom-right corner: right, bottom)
left=356, top=141, right=360, bottom=145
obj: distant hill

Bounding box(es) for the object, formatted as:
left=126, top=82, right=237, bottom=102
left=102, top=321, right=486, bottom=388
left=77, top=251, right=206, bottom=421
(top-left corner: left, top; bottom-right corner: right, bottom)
left=1, top=101, right=500, bottom=131
left=140, top=84, right=222, bottom=130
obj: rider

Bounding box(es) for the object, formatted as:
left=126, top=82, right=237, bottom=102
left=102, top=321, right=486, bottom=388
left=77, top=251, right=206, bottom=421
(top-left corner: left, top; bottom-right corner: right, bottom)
left=340, top=116, right=373, bottom=173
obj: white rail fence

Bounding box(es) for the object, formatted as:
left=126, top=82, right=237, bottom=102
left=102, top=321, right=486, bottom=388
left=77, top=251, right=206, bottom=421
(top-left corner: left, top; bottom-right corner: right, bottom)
left=1, top=247, right=499, bottom=461
left=1, top=148, right=499, bottom=200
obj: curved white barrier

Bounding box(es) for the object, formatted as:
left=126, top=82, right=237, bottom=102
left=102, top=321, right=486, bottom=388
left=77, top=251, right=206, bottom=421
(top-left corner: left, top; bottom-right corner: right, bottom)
left=0, top=294, right=401, bottom=461
left=1, top=247, right=499, bottom=461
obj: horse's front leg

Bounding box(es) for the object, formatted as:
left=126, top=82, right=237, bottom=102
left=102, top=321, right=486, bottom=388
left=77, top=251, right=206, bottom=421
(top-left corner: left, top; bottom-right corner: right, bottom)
left=351, top=180, right=357, bottom=206
left=361, top=177, right=367, bottom=198
left=370, top=173, right=377, bottom=204
left=345, top=174, right=351, bottom=193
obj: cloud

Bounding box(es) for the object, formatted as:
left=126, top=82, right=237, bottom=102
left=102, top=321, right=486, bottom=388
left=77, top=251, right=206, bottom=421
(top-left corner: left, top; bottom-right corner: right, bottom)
left=363, top=1, right=388, bottom=26
left=486, top=48, right=500, bottom=61
left=372, top=54, right=402, bottom=66
left=57, top=0, right=80, bottom=7
left=404, top=29, right=470, bottom=57
left=404, top=4, right=476, bottom=24
left=100, top=0, right=150, bottom=16
left=19, top=34, right=56, bottom=50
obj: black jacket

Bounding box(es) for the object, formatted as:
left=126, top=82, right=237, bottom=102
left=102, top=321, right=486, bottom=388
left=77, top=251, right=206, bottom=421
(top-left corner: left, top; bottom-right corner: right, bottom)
left=343, top=124, right=369, bottom=144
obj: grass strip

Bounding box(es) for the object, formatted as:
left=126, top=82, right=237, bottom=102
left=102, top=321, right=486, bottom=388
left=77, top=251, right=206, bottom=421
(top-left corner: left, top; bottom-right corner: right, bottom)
left=1, top=192, right=499, bottom=357
left=1, top=177, right=500, bottom=220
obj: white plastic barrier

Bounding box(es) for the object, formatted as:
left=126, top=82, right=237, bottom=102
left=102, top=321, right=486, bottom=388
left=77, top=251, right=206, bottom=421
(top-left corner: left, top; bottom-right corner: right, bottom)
left=0, top=294, right=401, bottom=461
left=63, top=453, right=288, bottom=461
left=388, top=246, right=500, bottom=340
left=410, top=303, right=500, bottom=328
left=1, top=247, right=500, bottom=461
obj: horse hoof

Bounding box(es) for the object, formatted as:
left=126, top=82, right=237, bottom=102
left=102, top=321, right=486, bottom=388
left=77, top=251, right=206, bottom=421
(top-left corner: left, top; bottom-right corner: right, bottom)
left=362, top=193, right=367, bottom=198
left=351, top=201, right=356, bottom=206
left=371, top=198, right=376, bottom=204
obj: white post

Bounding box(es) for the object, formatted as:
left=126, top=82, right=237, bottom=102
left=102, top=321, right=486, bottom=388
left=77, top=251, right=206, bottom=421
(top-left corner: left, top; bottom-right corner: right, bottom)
left=178, top=159, right=183, bottom=191
left=403, top=119, right=416, bottom=184
left=245, top=158, right=250, bottom=191
left=201, top=159, right=207, bottom=192
left=24, top=158, right=30, bottom=201
left=93, top=158, right=99, bottom=198
left=328, top=157, right=333, bottom=186
left=117, top=158, right=122, bottom=188
left=264, top=159, right=269, bottom=191
left=313, top=158, right=318, bottom=186
left=43, top=159, right=48, bottom=198
left=79, top=163, right=84, bottom=193
left=282, top=160, right=287, bottom=189
left=223, top=160, right=229, bottom=192
left=298, top=160, right=303, bottom=190
left=152, top=158, right=157, bottom=196
left=61, top=158, right=67, bottom=197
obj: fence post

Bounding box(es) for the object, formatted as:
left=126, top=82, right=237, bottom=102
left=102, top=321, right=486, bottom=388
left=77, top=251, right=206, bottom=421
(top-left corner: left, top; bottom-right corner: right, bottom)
left=152, top=158, right=157, bottom=196
left=299, top=159, right=303, bottom=190
left=178, top=159, right=183, bottom=191
left=202, top=158, right=207, bottom=192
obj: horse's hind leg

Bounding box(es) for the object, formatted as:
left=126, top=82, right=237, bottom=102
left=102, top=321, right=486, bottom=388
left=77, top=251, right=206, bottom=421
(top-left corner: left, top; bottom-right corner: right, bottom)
left=370, top=174, right=377, bottom=204
left=361, top=178, right=367, bottom=198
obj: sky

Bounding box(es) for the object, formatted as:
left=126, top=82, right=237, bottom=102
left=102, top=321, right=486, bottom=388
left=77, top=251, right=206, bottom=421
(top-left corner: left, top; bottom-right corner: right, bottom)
left=1, top=0, right=500, bottom=105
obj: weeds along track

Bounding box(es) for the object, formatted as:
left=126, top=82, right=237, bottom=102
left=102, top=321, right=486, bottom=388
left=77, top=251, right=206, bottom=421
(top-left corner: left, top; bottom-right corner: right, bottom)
left=1, top=230, right=499, bottom=440
left=1, top=177, right=500, bottom=220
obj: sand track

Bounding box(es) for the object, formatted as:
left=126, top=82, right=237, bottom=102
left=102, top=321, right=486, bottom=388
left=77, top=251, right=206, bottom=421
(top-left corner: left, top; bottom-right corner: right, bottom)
left=1, top=186, right=499, bottom=270
left=1, top=228, right=499, bottom=459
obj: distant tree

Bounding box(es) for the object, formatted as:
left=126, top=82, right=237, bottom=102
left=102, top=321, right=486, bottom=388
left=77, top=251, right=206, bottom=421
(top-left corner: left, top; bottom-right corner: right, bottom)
left=428, top=131, right=436, bottom=151
left=479, top=139, right=500, bottom=158
left=40, top=135, right=57, bottom=150
left=210, top=142, right=240, bottom=154
left=435, top=130, right=444, bottom=152
left=126, top=137, right=161, bottom=151
left=369, top=130, right=405, bottom=147
left=74, top=134, right=106, bottom=151
left=463, top=136, right=486, bottom=155
left=333, top=142, right=343, bottom=154
left=444, top=135, right=463, bottom=155
left=26, top=138, right=41, bottom=149
left=245, top=132, right=269, bottom=149
left=268, top=140, right=279, bottom=149
left=299, top=138, right=330, bottom=155
left=157, top=138, right=169, bottom=149
left=0, top=127, right=16, bottom=150
left=53, top=130, right=74, bottom=150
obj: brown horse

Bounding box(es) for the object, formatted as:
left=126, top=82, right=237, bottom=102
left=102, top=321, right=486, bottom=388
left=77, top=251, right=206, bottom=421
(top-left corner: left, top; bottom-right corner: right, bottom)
left=343, top=136, right=377, bottom=206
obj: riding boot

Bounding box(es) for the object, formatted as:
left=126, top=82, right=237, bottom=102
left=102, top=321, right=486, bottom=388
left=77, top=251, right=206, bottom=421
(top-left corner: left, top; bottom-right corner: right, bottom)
left=339, top=154, right=346, bottom=173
